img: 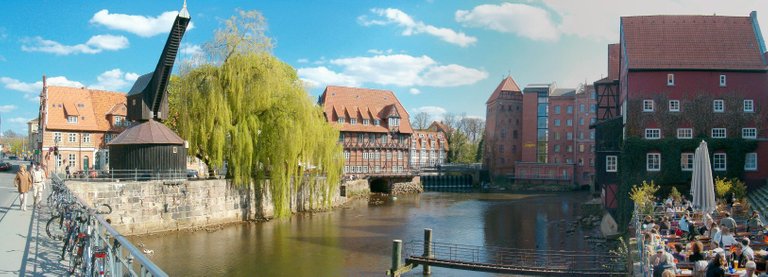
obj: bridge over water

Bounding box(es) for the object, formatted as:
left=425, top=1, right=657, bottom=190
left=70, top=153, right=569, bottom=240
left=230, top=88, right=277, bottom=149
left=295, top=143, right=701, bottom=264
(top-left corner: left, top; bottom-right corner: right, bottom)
left=388, top=229, right=628, bottom=276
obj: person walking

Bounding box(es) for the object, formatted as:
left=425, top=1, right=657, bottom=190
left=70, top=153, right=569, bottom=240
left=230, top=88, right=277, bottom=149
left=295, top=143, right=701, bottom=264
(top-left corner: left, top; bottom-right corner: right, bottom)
left=13, top=165, right=33, bottom=211
left=31, top=163, right=46, bottom=208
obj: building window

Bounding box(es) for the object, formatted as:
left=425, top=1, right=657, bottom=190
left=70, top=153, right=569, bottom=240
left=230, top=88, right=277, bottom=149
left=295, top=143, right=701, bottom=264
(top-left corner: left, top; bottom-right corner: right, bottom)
left=567, top=105, right=573, bottom=114
left=344, top=151, right=350, bottom=160
left=68, top=154, right=76, bottom=168
left=713, top=100, right=724, bottom=113
left=579, top=132, right=584, bottom=140
left=388, top=117, right=400, bottom=127
left=677, top=128, right=693, bottom=139
left=374, top=119, right=380, bottom=126
left=644, top=128, right=661, bottom=139
left=398, top=151, right=403, bottom=160
left=337, top=117, right=345, bottom=124
left=343, top=166, right=349, bottom=173
left=681, top=153, right=694, bottom=171
left=554, top=119, right=560, bottom=126
left=579, top=144, right=585, bottom=153
left=602, top=155, right=614, bottom=171
left=554, top=144, right=560, bottom=153
left=105, top=133, right=113, bottom=143
left=350, top=118, right=357, bottom=125
left=114, top=116, right=123, bottom=126
left=580, top=104, right=585, bottom=113
left=567, top=145, right=573, bottom=153
left=362, top=119, right=369, bottom=125
left=566, top=119, right=573, bottom=126
left=82, top=133, right=90, bottom=143
left=590, top=104, right=596, bottom=113
left=68, top=133, right=77, bottom=143
left=554, top=132, right=560, bottom=140
left=643, top=100, right=654, bottom=112
left=499, top=144, right=504, bottom=153
left=55, top=154, right=62, bottom=167
left=744, top=100, right=754, bottom=112
left=719, top=74, right=726, bottom=87
left=742, top=128, right=757, bottom=139
left=711, top=128, right=726, bottom=138
left=339, top=133, right=344, bottom=142
left=667, top=74, right=674, bottom=86
left=590, top=130, right=595, bottom=140
left=54, top=132, right=62, bottom=143
left=579, top=118, right=584, bottom=126
left=381, top=134, right=388, bottom=144
left=745, top=153, right=757, bottom=171
left=386, top=152, right=392, bottom=160
left=554, top=106, right=561, bottom=114
left=713, top=153, right=726, bottom=171
left=669, top=100, right=680, bottom=112
left=362, top=152, right=369, bottom=160
left=647, top=153, right=661, bottom=171
left=67, top=116, right=78, bottom=124
left=567, top=132, right=573, bottom=140
left=358, top=133, right=364, bottom=142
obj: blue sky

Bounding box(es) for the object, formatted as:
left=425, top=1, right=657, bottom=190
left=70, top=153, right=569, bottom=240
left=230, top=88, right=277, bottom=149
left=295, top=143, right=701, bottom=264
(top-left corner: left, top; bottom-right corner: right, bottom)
left=1, top=0, right=766, bottom=135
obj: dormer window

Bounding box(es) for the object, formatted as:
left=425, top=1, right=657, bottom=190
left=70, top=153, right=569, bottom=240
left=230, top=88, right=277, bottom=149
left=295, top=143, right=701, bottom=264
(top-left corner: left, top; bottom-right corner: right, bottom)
left=374, top=119, right=380, bottom=126
left=350, top=118, right=357, bottom=125
left=337, top=117, right=345, bottom=124
left=67, top=116, right=78, bottom=124
left=363, top=119, right=369, bottom=125
left=114, top=116, right=124, bottom=127
left=388, top=117, right=400, bottom=127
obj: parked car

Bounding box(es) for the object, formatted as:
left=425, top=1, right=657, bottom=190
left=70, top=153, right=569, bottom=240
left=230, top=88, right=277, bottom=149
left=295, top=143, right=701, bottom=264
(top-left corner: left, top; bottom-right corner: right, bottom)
left=187, top=169, right=199, bottom=179
left=0, top=162, right=12, bottom=171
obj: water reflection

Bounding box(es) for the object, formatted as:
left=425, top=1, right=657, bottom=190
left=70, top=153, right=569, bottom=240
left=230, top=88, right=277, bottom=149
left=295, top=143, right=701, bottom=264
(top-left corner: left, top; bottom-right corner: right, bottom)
left=134, top=192, right=597, bottom=276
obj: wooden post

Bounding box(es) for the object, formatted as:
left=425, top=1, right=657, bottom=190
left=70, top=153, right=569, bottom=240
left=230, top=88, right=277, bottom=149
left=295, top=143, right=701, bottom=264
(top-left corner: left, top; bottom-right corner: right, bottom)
left=423, top=228, right=432, bottom=275
left=390, top=240, right=402, bottom=277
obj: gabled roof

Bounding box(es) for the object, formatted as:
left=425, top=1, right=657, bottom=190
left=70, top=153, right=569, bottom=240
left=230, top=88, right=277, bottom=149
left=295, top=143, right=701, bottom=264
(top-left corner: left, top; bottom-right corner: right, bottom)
left=427, top=121, right=452, bottom=133
left=621, top=13, right=767, bottom=70
left=318, top=86, right=413, bottom=133
left=45, top=86, right=126, bottom=132
left=411, top=130, right=449, bottom=151
left=486, top=76, right=522, bottom=104
left=607, top=43, right=620, bottom=80
left=108, top=120, right=184, bottom=145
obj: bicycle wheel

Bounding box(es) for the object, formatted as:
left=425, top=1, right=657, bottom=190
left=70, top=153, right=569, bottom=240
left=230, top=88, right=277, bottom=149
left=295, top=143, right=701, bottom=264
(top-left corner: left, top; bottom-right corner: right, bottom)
left=96, top=204, right=112, bottom=215
left=45, top=216, right=65, bottom=240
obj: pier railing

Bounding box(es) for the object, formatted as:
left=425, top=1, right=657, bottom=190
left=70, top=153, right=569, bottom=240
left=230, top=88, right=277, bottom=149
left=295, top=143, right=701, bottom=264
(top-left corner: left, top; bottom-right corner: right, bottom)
left=62, top=169, right=189, bottom=182
left=52, top=174, right=169, bottom=277
left=389, top=229, right=627, bottom=276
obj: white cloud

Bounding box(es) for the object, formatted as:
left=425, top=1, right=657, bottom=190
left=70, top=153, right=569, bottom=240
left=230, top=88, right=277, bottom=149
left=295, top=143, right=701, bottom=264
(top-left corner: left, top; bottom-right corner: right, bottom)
left=297, top=66, right=360, bottom=88
left=367, top=49, right=394, bottom=55
left=456, top=1, right=768, bottom=42
left=91, top=68, right=138, bottom=91
left=8, top=117, right=28, bottom=124
left=298, top=54, right=487, bottom=89
left=456, top=3, right=559, bottom=41
left=180, top=43, right=203, bottom=56
left=360, top=8, right=477, bottom=47
left=409, top=88, right=421, bottom=95
left=0, top=105, right=16, bottom=113
left=90, top=9, right=195, bottom=37
left=21, top=35, right=129, bottom=55
left=412, top=106, right=447, bottom=121
left=297, top=58, right=309, bottom=64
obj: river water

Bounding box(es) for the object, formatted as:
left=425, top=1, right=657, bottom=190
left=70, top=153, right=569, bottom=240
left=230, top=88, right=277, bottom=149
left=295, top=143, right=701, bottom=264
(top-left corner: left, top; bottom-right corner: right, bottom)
left=132, top=192, right=603, bottom=276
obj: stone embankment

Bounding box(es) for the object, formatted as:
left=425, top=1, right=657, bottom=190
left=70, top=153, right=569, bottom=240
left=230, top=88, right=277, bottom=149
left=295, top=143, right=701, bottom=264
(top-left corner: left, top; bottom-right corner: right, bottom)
left=390, top=181, right=423, bottom=195
left=67, top=178, right=371, bottom=236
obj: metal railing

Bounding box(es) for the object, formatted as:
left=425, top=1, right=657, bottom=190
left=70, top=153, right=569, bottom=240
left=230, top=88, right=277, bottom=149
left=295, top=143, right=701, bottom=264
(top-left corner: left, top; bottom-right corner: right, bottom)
left=64, top=169, right=190, bottom=182
left=52, top=174, right=169, bottom=277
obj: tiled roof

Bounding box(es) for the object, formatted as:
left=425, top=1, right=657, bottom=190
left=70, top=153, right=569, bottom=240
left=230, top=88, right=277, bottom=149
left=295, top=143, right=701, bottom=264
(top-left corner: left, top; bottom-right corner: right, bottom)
left=319, top=86, right=413, bottom=134
left=621, top=14, right=767, bottom=70
left=45, top=86, right=126, bottom=132
left=108, top=120, right=184, bottom=145
left=412, top=130, right=449, bottom=151
left=486, top=76, right=522, bottom=104
left=428, top=121, right=452, bottom=133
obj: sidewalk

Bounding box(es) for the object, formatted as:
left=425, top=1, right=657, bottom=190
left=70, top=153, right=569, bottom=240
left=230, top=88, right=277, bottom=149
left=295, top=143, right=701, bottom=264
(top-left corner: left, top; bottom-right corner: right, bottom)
left=0, top=163, right=68, bottom=276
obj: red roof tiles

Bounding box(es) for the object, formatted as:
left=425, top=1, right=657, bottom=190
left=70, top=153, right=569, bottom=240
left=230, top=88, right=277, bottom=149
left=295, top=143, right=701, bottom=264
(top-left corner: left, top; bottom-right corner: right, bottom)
left=319, top=86, right=413, bottom=134
left=621, top=14, right=767, bottom=70
left=45, top=86, right=126, bottom=131
left=486, top=76, right=522, bottom=104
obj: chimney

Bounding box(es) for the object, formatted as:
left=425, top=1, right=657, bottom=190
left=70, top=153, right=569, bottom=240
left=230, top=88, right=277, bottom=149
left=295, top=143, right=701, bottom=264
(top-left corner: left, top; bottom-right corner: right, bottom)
left=42, top=75, right=46, bottom=88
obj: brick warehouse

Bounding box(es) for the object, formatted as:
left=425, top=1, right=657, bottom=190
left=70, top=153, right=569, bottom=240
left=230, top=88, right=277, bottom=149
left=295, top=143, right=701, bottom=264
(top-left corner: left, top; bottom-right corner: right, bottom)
left=594, top=12, right=768, bottom=221
left=484, top=77, right=597, bottom=187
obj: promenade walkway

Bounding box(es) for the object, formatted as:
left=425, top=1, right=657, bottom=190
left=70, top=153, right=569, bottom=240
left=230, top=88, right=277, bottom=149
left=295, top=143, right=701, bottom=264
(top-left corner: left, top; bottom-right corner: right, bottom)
left=0, top=161, right=67, bottom=276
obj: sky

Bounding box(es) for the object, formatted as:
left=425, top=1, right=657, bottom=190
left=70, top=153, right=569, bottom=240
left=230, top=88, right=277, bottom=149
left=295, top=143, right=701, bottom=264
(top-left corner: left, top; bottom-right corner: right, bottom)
left=0, top=0, right=766, bottom=135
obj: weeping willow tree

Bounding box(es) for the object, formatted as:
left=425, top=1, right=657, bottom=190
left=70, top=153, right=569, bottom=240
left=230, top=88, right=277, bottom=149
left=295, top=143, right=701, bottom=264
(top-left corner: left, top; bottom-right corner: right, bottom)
left=168, top=10, right=343, bottom=217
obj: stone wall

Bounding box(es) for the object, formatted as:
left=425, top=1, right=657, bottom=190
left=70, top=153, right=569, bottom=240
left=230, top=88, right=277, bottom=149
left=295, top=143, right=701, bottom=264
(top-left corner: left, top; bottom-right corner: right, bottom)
left=390, top=181, right=423, bottom=195
left=67, top=178, right=353, bottom=236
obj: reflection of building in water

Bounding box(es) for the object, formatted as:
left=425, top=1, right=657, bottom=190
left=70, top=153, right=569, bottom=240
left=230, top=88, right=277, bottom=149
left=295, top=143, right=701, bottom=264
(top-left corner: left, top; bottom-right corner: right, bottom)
left=535, top=212, right=549, bottom=265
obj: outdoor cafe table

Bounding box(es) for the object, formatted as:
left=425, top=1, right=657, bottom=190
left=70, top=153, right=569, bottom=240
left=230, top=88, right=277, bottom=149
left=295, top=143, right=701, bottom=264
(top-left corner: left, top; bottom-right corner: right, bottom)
left=675, top=269, right=746, bottom=277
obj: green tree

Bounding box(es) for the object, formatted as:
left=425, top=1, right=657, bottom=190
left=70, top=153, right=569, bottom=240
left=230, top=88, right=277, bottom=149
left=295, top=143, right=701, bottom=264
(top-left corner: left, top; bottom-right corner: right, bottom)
left=169, top=10, right=343, bottom=217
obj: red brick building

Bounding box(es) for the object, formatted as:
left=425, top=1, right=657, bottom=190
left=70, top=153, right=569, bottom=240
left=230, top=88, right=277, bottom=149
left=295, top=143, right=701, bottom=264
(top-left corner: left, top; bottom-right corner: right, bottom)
left=484, top=77, right=597, bottom=187
left=617, top=13, right=768, bottom=187
left=410, top=128, right=448, bottom=169
left=318, top=86, right=413, bottom=177
left=37, top=80, right=130, bottom=175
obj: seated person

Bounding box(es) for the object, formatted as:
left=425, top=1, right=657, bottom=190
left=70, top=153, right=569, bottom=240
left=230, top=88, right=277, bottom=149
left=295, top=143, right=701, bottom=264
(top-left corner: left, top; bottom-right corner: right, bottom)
left=729, top=243, right=749, bottom=268
left=720, top=212, right=738, bottom=231
left=741, top=237, right=755, bottom=261
left=671, top=243, right=686, bottom=262
left=747, top=211, right=763, bottom=233
left=719, top=227, right=738, bottom=248
left=705, top=252, right=726, bottom=277
left=688, top=241, right=706, bottom=263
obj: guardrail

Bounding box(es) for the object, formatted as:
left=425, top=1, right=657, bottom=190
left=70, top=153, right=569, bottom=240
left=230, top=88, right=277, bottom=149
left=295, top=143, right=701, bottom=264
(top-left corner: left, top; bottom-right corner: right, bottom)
left=63, top=169, right=190, bottom=182
left=52, top=174, right=169, bottom=277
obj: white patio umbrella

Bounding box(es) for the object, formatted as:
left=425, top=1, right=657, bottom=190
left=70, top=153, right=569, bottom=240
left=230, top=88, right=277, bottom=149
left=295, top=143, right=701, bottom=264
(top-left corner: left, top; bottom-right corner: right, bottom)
left=691, top=141, right=716, bottom=215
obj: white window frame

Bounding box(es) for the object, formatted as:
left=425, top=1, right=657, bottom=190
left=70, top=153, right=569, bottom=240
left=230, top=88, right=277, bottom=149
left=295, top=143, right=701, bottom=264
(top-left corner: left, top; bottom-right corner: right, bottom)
left=67, top=116, right=78, bottom=124
left=350, top=118, right=357, bottom=125
left=643, top=100, right=654, bottom=112
left=337, top=117, right=345, bottom=124
left=667, top=74, right=674, bottom=86
left=646, top=153, right=661, bottom=172
left=711, top=128, right=727, bottom=138
left=744, top=100, right=754, bottom=112
left=644, top=128, right=661, bottom=140
left=745, top=153, right=757, bottom=171
left=567, top=119, right=573, bottom=126
left=742, top=128, right=757, bottom=139
left=713, top=100, right=724, bottom=113
left=54, top=132, right=62, bottom=143
left=713, top=153, right=726, bottom=171
left=681, top=153, right=694, bottom=171
left=68, top=154, right=76, bottom=168
left=606, top=156, right=617, bottom=172
left=719, top=74, right=726, bottom=87
left=82, top=133, right=90, bottom=143
left=669, top=100, right=680, bottom=112
left=68, top=133, right=77, bottom=143
left=676, top=128, right=693, bottom=139
left=363, top=119, right=369, bottom=125
left=344, top=151, right=350, bottom=160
